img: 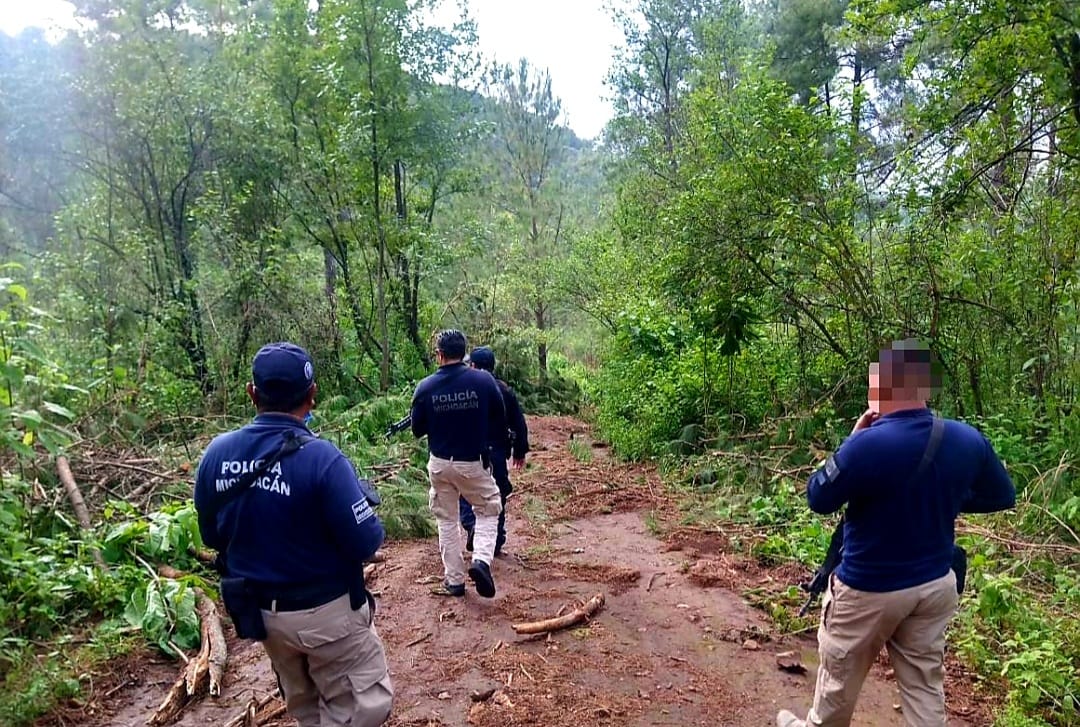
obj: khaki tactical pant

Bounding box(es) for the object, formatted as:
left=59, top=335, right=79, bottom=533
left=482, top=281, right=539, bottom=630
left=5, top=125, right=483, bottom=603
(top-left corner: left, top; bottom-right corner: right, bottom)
left=804, top=571, right=959, bottom=726
left=427, top=455, right=502, bottom=585
left=261, top=594, right=393, bottom=727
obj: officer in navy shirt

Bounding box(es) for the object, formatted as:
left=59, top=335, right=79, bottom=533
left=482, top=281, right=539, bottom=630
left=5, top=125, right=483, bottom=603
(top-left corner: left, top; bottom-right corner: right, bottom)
left=459, top=346, right=529, bottom=556
left=410, top=330, right=506, bottom=598
left=194, top=342, right=392, bottom=727
left=778, top=340, right=1015, bottom=727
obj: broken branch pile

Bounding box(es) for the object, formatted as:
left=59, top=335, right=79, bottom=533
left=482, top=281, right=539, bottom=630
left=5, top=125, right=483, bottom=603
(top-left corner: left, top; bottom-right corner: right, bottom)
left=147, top=588, right=228, bottom=725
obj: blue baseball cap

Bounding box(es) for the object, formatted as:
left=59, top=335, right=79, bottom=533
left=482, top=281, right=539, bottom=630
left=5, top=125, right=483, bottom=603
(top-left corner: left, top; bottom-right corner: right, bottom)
left=469, top=346, right=496, bottom=371
left=252, top=342, right=315, bottom=402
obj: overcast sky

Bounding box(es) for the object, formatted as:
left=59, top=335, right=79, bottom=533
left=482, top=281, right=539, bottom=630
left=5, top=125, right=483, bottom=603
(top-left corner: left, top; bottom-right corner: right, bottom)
left=0, top=0, right=623, bottom=139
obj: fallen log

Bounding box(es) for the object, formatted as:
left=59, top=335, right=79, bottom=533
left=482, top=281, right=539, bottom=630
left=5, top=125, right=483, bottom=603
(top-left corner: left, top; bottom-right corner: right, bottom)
left=199, top=590, right=228, bottom=696
left=511, top=593, right=605, bottom=635
left=146, top=588, right=228, bottom=725
left=57, top=455, right=106, bottom=569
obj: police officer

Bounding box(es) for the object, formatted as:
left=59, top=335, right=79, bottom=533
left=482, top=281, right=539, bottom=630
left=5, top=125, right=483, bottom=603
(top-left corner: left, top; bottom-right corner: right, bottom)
left=411, top=330, right=506, bottom=597
left=194, top=343, right=392, bottom=727
left=777, top=340, right=1015, bottom=727
left=459, top=346, right=529, bottom=556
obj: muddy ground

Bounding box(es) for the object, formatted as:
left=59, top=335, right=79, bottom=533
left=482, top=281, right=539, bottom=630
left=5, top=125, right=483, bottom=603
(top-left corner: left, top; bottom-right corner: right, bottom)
left=41, top=416, right=992, bottom=727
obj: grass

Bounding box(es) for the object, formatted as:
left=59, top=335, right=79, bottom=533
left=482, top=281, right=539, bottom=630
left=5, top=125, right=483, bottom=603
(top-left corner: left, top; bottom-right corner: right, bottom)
left=643, top=509, right=662, bottom=536
left=522, top=543, right=555, bottom=559
left=522, top=495, right=551, bottom=525
left=567, top=438, right=593, bottom=462
left=0, top=620, right=141, bottom=727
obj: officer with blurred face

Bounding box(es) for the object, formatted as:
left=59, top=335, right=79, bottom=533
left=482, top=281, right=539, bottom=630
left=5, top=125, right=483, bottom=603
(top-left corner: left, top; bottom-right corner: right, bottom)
left=777, top=339, right=1015, bottom=727
left=459, top=346, right=529, bottom=556
left=410, top=330, right=506, bottom=597
left=195, top=342, right=392, bottom=727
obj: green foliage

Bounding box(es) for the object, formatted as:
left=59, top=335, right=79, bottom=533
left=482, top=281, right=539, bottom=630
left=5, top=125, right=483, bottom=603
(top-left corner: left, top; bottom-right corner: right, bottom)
left=315, top=393, right=435, bottom=539
left=953, top=551, right=1080, bottom=725
left=123, top=577, right=201, bottom=654
left=0, top=1, right=1078, bottom=724
left=567, top=438, right=593, bottom=463
left=0, top=267, right=80, bottom=456
left=0, top=620, right=139, bottom=727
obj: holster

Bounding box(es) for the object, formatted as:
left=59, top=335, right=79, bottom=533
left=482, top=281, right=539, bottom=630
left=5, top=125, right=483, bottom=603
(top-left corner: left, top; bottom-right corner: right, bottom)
left=220, top=577, right=268, bottom=641
left=952, top=545, right=967, bottom=595
left=349, top=568, right=376, bottom=621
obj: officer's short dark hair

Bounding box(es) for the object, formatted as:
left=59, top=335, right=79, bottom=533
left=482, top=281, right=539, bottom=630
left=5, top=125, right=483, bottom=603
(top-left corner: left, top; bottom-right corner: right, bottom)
left=435, top=329, right=468, bottom=360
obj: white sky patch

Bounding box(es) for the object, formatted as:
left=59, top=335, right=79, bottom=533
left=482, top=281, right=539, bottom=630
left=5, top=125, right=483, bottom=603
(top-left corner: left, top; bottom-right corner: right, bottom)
left=0, top=0, right=79, bottom=40
left=0, top=0, right=623, bottom=139
left=442, top=0, right=624, bottom=140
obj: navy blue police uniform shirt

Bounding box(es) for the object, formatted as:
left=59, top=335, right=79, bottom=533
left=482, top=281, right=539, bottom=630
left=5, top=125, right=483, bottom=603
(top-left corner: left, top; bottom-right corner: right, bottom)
left=495, top=378, right=529, bottom=460
left=807, top=408, right=1015, bottom=592
left=411, top=363, right=506, bottom=460
left=194, top=413, right=384, bottom=587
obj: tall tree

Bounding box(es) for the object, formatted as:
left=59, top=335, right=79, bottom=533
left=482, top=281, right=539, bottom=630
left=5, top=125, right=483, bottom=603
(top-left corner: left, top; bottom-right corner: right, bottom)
left=491, top=59, right=567, bottom=375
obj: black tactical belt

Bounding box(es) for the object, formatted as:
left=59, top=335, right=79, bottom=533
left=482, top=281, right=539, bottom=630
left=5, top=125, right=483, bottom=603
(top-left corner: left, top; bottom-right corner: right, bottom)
left=430, top=452, right=483, bottom=462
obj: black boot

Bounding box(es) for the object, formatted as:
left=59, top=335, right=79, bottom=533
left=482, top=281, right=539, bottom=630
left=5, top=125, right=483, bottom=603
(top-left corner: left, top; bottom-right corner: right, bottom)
left=468, top=560, right=496, bottom=598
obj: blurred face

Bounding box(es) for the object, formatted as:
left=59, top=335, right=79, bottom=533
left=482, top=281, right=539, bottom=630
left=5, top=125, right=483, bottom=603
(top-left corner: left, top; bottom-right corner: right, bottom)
left=867, top=361, right=884, bottom=410
left=868, top=357, right=933, bottom=410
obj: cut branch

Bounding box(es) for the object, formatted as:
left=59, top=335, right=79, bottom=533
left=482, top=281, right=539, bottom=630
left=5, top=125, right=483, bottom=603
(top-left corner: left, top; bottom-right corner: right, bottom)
left=511, top=593, right=605, bottom=635
left=187, top=546, right=217, bottom=565
left=146, top=588, right=228, bottom=725
left=223, top=690, right=285, bottom=727
left=57, top=455, right=106, bottom=569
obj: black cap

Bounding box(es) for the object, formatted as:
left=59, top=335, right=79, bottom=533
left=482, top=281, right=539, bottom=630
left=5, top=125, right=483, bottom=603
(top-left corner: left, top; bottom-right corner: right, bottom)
left=252, top=342, right=314, bottom=402
left=469, top=346, right=495, bottom=371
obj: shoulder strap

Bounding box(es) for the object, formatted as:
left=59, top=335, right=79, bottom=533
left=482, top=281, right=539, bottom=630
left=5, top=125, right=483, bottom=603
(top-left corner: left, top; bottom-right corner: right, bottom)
left=836, top=412, right=945, bottom=529
left=912, top=413, right=945, bottom=482
left=217, top=431, right=314, bottom=508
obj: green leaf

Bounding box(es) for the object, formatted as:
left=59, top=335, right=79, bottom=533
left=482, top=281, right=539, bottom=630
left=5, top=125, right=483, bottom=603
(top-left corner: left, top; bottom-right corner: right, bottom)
left=42, top=401, right=76, bottom=420
left=141, top=582, right=169, bottom=639
left=16, top=410, right=44, bottom=426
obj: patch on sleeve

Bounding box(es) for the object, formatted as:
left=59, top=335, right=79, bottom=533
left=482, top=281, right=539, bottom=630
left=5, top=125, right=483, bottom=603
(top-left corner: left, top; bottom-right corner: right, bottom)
left=352, top=499, right=374, bottom=525
left=824, top=454, right=840, bottom=483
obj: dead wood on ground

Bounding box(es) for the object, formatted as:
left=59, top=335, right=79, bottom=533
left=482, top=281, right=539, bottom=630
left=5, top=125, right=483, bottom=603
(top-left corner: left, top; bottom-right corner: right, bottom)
left=511, top=592, right=605, bottom=635
left=146, top=588, right=228, bottom=725
left=57, top=455, right=106, bottom=569
left=223, top=690, right=286, bottom=727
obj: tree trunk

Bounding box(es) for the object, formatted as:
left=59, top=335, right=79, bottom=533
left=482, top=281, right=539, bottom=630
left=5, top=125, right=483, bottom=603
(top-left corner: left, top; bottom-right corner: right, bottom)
left=323, top=247, right=345, bottom=387
left=365, top=15, right=390, bottom=392
left=536, top=301, right=548, bottom=376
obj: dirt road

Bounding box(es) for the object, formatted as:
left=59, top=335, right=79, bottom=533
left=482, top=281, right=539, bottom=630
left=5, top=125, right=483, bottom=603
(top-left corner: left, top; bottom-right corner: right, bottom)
left=61, top=416, right=987, bottom=727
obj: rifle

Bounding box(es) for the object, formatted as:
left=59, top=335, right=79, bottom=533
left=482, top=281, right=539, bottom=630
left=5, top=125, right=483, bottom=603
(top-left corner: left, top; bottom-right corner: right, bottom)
left=385, top=414, right=411, bottom=439
left=799, top=517, right=845, bottom=616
